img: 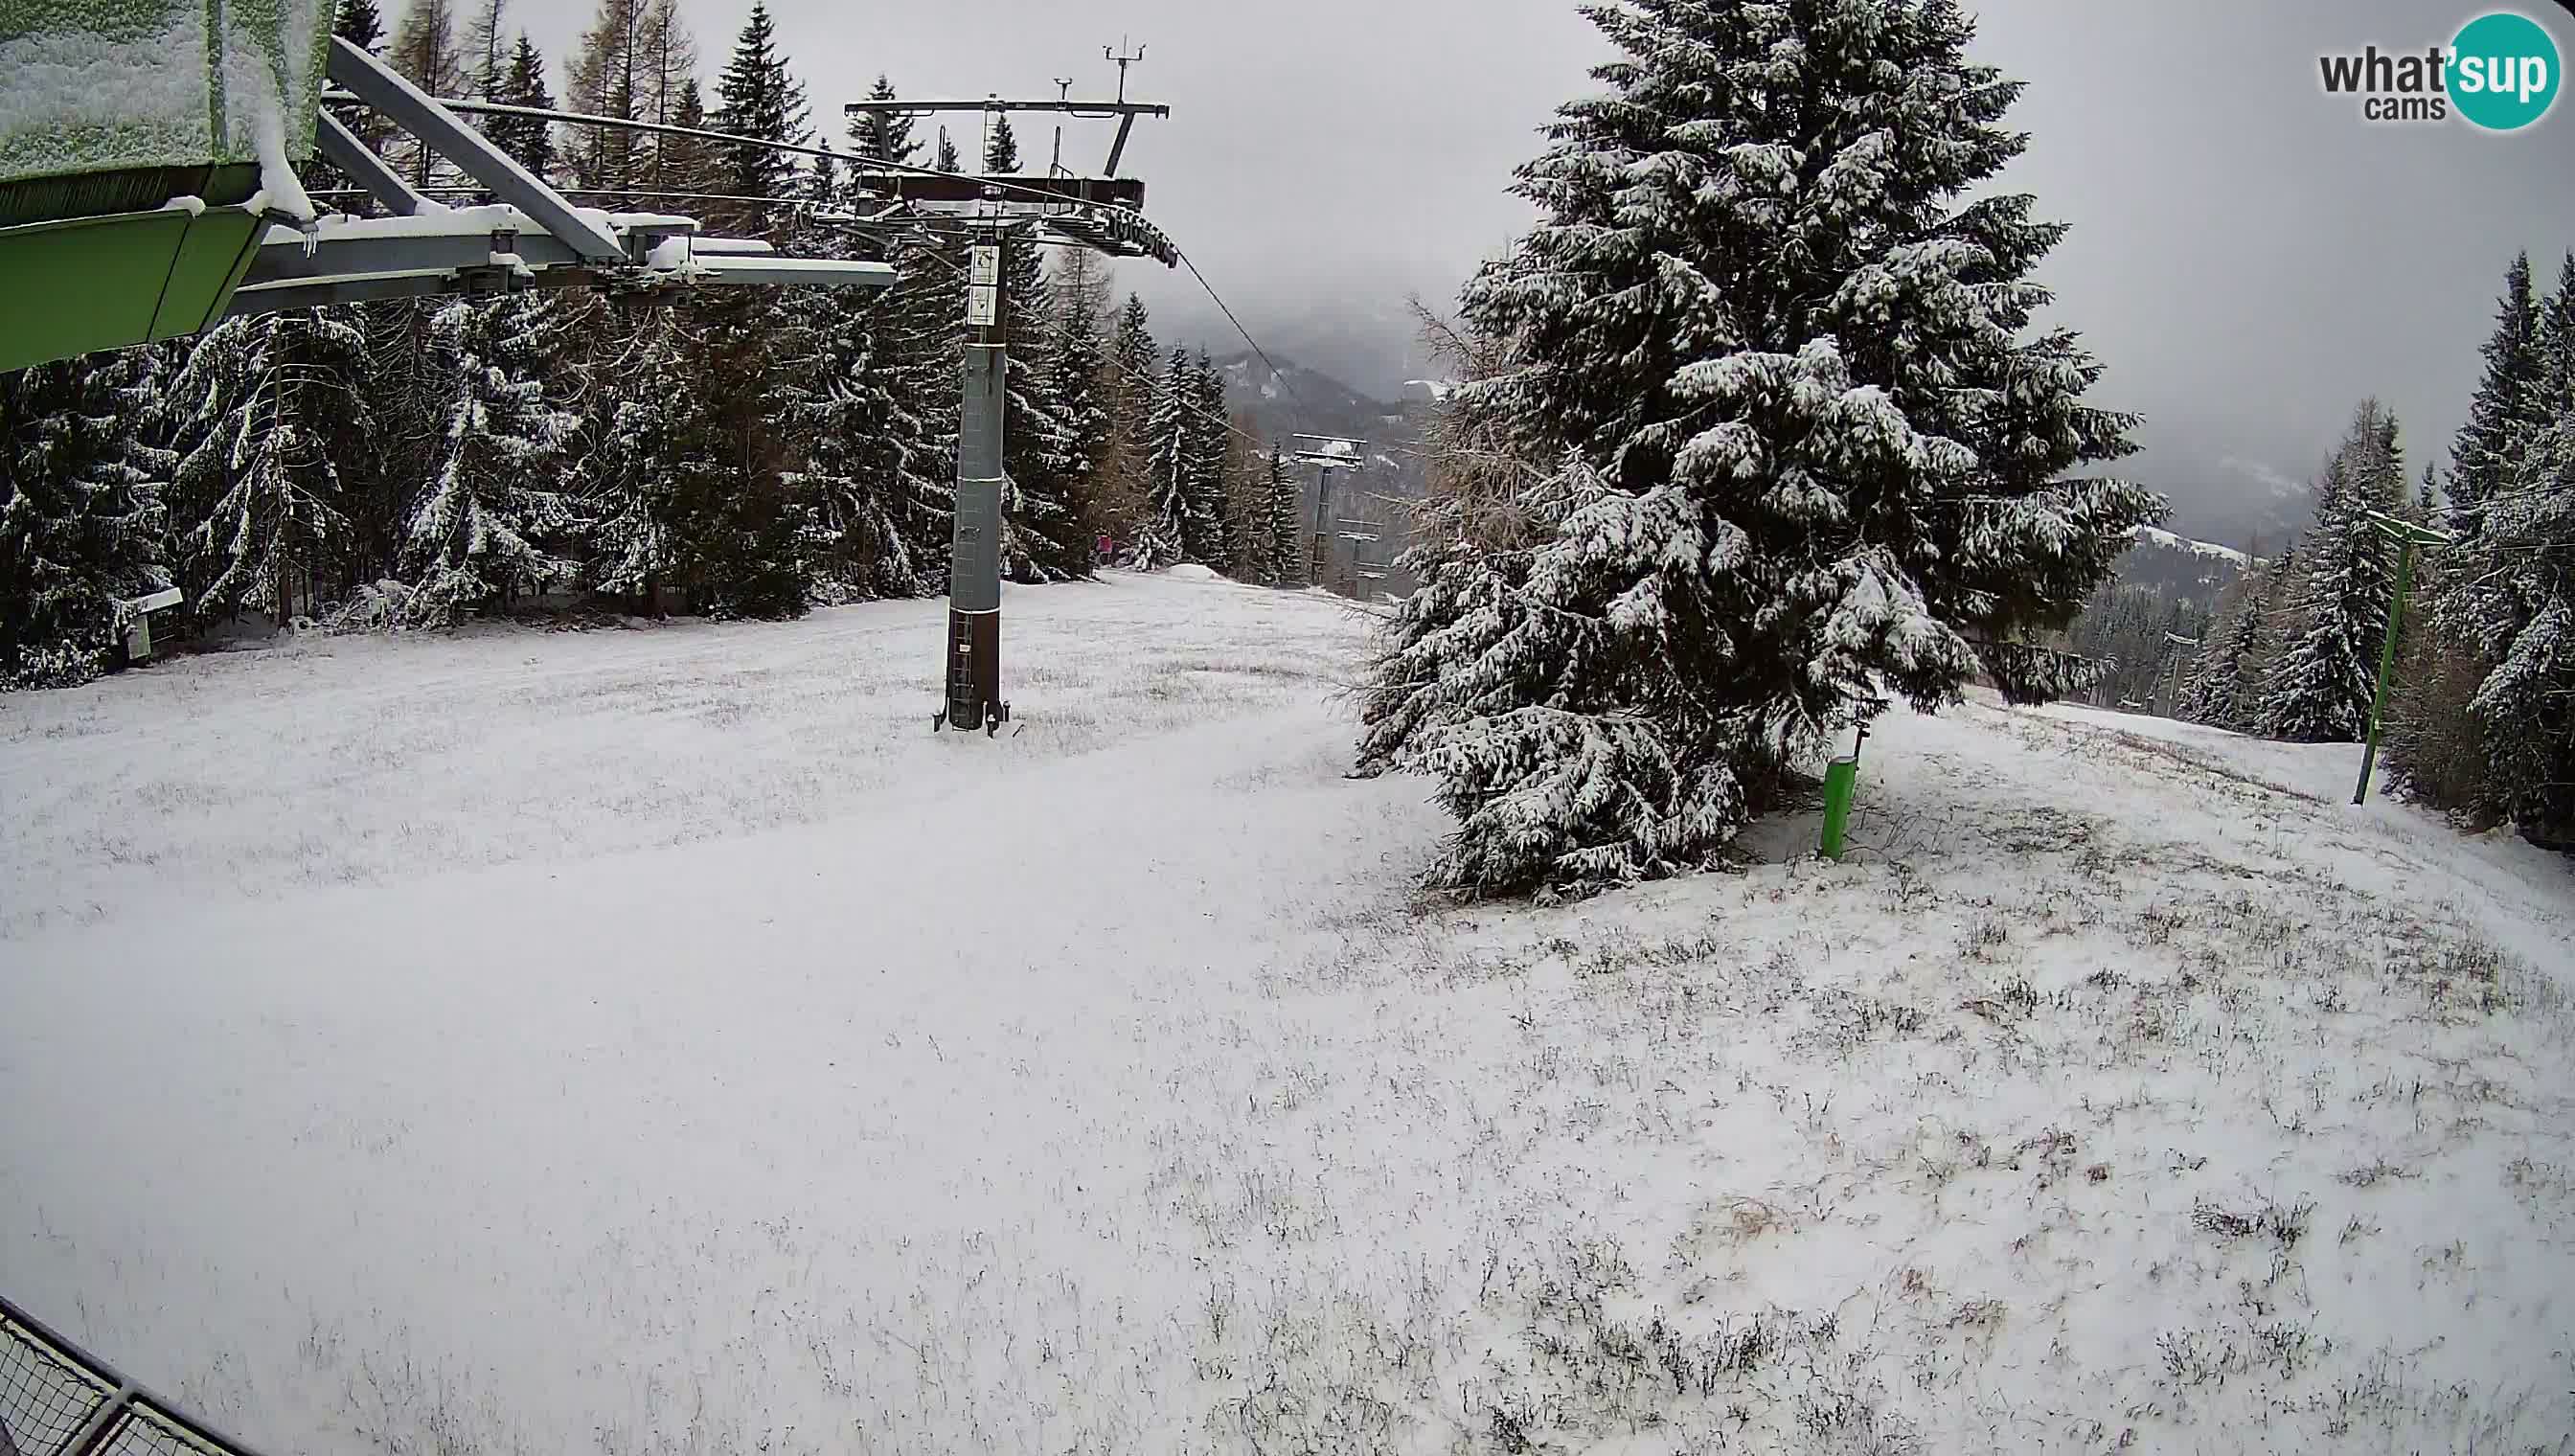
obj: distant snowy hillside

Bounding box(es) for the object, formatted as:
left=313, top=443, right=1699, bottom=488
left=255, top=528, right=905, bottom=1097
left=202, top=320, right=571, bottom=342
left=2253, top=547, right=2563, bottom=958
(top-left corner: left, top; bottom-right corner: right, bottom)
left=2119, top=523, right=2258, bottom=602
left=2131, top=524, right=2253, bottom=566
left=2, top=575, right=2567, bottom=1455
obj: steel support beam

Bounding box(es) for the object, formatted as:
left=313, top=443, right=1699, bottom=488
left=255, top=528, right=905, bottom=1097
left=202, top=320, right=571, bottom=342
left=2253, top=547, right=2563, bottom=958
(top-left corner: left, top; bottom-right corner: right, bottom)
left=315, top=111, right=443, bottom=217
left=326, top=36, right=627, bottom=262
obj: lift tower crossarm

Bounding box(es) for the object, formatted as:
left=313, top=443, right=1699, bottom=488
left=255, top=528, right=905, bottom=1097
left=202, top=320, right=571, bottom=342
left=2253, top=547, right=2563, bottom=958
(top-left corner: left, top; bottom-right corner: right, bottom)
left=326, top=36, right=627, bottom=262
left=840, top=98, right=1171, bottom=120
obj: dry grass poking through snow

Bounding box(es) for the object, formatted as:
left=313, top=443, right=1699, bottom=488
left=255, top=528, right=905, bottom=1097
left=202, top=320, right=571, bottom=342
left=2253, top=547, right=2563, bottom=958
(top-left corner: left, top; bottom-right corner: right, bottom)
left=1198, top=703, right=2575, bottom=1454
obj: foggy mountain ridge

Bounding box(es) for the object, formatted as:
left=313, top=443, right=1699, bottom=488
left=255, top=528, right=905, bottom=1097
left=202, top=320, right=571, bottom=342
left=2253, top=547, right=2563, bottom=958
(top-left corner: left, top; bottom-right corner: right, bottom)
left=1185, top=339, right=2320, bottom=560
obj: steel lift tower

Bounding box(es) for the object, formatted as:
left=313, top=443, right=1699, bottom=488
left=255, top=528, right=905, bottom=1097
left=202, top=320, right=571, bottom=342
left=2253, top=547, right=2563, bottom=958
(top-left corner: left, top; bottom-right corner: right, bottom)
left=835, top=84, right=1176, bottom=736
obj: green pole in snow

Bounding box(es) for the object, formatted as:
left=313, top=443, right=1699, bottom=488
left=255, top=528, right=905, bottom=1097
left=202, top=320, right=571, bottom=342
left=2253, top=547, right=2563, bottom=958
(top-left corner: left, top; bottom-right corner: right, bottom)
left=1820, top=757, right=1858, bottom=860
left=2352, top=512, right=2452, bottom=808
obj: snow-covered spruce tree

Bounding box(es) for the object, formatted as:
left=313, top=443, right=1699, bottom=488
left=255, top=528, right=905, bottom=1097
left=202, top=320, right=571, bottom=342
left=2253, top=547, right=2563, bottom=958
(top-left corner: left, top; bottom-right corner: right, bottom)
left=2448, top=253, right=2544, bottom=546
left=1354, top=0, right=2160, bottom=897
left=401, top=296, right=581, bottom=626
left=1182, top=351, right=1234, bottom=571
left=2262, top=402, right=2404, bottom=743
left=584, top=304, right=708, bottom=611
left=997, top=237, right=1085, bottom=583
left=1047, top=250, right=1116, bottom=539
left=1098, top=292, right=1160, bottom=542
left=0, top=350, right=174, bottom=681
left=2177, top=566, right=2261, bottom=729
left=1266, top=444, right=1305, bottom=586
left=766, top=201, right=921, bottom=603
left=1139, top=346, right=1200, bottom=569
left=2464, top=355, right=2575, bottom=833
left=170, top=311, right=369, bottom=626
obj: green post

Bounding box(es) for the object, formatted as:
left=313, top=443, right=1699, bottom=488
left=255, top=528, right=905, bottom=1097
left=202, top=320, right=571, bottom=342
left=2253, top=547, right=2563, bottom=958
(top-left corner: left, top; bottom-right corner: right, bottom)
left=1820, top=756, right=1858, bottom=861
left=2353, top=538, right=2416, bottom=808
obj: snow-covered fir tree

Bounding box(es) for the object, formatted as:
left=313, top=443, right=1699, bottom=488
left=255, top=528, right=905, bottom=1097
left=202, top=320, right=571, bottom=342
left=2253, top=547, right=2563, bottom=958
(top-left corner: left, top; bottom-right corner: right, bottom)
left=402, top=296, right=581, bottom=626
left=584, top=305, right=708, bottom=608
left=1047, top=252, right=1114, bottom=543
left=995, top=237, right=1086, bottom=583
left=1266, top=444, right=1305, bottom=587
left=1099, top=292, right=1160, bottom=540
left=2263, top=402, right=2404, bottom=743
left=0, top=349, right=174, bottom=681
left=1136, top=346, right=1198, bottom=571
left=765, top=187, right=922, bottom=603
left=2178, top=567, right=2263, bottom=729
left=170, top=311, right=371, bottom=625
left=1182, top=351, right=1233, bottom=571
left=2456, top=256, right=2575, bottom=831
left=2448, top=254, right=2543, bottom=545
left=1354, top=0, right=2161, bottom=896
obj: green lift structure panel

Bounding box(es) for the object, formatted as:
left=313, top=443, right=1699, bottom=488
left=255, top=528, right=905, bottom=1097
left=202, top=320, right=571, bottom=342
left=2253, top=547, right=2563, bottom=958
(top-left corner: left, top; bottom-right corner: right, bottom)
left=1, top=0, right=333, bottom=371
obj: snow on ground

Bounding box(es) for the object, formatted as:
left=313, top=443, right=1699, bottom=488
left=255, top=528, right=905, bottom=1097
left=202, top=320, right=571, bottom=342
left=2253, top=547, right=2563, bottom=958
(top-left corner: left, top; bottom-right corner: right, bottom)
left=3, top=572, right=2571, bottom=1455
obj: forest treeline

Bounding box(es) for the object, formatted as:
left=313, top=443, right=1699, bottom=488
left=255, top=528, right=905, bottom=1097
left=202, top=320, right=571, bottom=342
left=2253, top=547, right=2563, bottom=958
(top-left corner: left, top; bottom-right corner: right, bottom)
left=0, top=0, right=1309, bottom=687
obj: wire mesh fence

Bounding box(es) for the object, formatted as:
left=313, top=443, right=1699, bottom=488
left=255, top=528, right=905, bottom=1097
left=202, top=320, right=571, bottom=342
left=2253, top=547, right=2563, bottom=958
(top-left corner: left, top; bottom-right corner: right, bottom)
left=0, top=1295, right=264, bottom=1456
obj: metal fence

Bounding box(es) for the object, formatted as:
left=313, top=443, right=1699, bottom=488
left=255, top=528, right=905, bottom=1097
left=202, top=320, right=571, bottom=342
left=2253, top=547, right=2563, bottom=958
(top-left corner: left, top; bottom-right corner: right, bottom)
left=1, top=1293, right=268, bottom=1456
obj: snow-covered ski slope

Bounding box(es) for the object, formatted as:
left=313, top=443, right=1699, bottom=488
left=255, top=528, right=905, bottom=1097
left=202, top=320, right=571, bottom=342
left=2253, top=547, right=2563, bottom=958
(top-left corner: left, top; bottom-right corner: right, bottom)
left=3, top=572, right=2570, bottom=1455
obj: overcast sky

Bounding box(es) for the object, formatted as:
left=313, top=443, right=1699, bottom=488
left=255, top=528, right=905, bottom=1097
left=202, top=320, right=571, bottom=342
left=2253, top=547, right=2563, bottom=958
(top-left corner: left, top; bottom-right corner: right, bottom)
left=524, top=0, right=2575, bottom=533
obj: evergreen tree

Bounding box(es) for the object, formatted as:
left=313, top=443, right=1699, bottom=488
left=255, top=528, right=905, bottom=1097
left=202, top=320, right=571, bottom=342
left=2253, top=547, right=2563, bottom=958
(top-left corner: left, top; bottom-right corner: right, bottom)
left=2536, top=252, right=2575, bottom=406
left=1182, top=351, right=1232, bottom=570
left=2178, top=568, right=2262, bottom=729
left=1047, top=252, right=1115, bottom=537
left=401, top=297, right=581, bottom=626
left=485, top=34, right=558, bottom=178
left=862, top=224, right=963, bottom=587
left=585, top=305, right=711, bottom=610
left=768, top=268, right=923, bottom=602
left=2263, top=402, right=2404, bottom=742
left=0, top=350, right=174, bottom=680
left=169, top=312, right=370, bottom=625
left=1354, top=0, right=2159, bottom=896
left=983, top=114, right=1020, bottom=173
left=1266, top=444, right=1305, bottom=586
left=334, top=0, right=386, bottom=51
left=711, top=2, right=810, bottom=233
left=1138, top=346, right=1198, bottom=570
left=311, top=0, right=395, bottom=210
left=2448, top=253, right=2543, bottom=545
left=933, top=128, right=962, bottom=173
left=847, top=75, right=921, bottom=171
left=993, top=237, right=1086, bottom=581
left=1100, top=292, right=1160, bottom=539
